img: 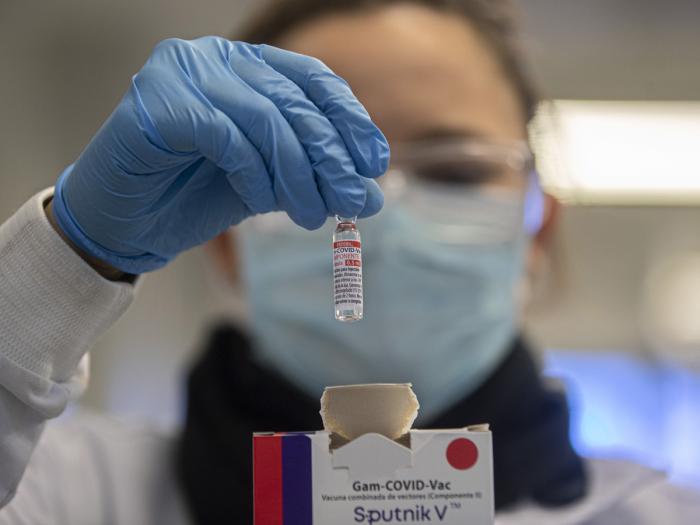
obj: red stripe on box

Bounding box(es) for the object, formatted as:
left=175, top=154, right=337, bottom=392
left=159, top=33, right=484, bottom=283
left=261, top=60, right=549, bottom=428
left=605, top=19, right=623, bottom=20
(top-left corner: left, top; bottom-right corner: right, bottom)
left=333, top=241, right=361, bottom=248
left=254, top=435, right=283, bottom=525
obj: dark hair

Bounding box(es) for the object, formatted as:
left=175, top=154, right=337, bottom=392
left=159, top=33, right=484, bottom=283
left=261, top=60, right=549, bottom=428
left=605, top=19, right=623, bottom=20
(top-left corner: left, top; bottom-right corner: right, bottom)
left=234, top=0, right=539, bottom=123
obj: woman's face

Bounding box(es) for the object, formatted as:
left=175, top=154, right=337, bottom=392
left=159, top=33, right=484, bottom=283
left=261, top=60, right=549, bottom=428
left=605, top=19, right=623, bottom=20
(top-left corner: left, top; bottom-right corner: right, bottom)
left=208, top=4, right=545, bottom=282
left=279, top=4, right=528, bottom=149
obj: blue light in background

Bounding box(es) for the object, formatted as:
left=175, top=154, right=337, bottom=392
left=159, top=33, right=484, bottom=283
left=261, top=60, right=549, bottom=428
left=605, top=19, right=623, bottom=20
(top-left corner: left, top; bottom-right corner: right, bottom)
left=544, top=350, right=700, bottom=488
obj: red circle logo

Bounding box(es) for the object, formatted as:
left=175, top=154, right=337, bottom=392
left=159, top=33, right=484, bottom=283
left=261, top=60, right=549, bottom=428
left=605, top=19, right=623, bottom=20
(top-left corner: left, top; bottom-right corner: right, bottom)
left=446, top=438, right=478, bottom=470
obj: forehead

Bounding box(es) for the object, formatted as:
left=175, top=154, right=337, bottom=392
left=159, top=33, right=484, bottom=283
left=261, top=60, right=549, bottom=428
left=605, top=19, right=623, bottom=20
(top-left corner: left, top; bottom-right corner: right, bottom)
left=278, top=4, right=527, bottom=144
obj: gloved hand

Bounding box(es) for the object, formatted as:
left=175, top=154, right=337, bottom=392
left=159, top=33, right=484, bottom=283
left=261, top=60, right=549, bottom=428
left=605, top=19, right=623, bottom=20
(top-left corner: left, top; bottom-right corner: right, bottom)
left=52, top=37, right=389, bottom=274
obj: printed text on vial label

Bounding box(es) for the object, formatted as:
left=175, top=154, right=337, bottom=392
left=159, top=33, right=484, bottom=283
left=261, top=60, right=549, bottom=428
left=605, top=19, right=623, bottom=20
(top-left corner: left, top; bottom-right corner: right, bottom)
left=333, top=241, right=362, bottom=308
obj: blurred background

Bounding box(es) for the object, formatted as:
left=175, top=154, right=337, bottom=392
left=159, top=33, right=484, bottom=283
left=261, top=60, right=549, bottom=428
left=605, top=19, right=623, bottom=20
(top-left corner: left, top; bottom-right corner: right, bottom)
left=2, top=0, right=700, bottom=485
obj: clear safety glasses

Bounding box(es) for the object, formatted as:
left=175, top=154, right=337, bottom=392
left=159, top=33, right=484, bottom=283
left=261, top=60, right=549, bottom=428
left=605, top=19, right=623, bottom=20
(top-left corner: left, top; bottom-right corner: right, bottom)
left=243, top=139, right=543, bottom=244
left=381, top=139, right=543, bottom=244
left=388, top=139, right=535, bottom=187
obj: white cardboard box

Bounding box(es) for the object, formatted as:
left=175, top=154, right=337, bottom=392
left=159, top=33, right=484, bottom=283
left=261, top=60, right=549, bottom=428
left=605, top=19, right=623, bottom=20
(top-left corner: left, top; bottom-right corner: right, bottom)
left=253, top=426, right=493, bottom=524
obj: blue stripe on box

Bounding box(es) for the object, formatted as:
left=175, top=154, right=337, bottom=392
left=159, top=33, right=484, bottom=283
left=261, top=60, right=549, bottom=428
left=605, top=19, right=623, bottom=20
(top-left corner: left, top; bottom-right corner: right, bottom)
left=282, top=434, right=313, bottom=525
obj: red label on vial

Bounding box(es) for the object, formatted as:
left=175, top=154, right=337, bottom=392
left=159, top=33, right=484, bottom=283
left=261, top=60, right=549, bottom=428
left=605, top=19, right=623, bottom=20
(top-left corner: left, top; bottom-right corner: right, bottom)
left=333, top=241, right=361, bottom=249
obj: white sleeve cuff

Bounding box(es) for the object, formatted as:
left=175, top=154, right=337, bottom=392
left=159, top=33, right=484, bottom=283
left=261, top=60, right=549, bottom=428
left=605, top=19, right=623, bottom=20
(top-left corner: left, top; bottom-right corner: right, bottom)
left=0, top=188, right=135, bottom=417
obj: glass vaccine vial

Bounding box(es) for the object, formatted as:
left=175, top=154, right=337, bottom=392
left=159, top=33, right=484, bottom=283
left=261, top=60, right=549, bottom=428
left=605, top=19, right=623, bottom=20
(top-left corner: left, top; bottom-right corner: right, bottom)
left=333, top=216, right=363, bottom=321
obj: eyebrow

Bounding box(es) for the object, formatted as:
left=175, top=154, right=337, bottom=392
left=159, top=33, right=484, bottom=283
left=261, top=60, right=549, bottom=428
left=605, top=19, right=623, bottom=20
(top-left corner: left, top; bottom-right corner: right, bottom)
left=400, top=126, right=488, bottom=144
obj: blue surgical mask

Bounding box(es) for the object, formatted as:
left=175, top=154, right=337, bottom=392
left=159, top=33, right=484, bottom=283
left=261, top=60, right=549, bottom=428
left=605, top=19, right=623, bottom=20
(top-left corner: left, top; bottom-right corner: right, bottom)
left=239, top=183, right=530, bottom=420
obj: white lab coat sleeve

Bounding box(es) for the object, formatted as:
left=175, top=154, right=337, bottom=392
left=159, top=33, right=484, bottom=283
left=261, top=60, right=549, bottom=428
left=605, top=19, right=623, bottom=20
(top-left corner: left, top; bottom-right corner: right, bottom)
left=495, top=459, right=700, bottom=525
left=0, top=189, right=136, bottom=508
left=0, top=412, right=191, bottom=525
left=586, top=478, right=700, bottom=525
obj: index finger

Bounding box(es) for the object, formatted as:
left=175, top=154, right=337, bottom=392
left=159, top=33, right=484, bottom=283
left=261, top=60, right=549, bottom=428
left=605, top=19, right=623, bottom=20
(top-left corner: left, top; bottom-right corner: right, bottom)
left=259, top=45, right=390, bottom=179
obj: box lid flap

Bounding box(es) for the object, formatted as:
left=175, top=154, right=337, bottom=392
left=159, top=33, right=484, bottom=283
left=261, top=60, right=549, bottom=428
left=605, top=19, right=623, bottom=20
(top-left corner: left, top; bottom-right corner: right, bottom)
left=331, top=433, right=412, bottom=479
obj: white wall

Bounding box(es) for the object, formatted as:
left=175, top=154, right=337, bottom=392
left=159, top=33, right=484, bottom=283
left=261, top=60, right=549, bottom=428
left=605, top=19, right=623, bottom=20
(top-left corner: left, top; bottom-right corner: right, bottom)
left=2, top=0, right=699, bottom=426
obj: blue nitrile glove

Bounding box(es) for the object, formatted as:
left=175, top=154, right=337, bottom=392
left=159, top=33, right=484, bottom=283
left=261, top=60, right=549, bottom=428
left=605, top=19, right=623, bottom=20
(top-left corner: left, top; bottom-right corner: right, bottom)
left=52, top=37, right=389, bottom=274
